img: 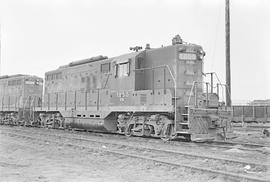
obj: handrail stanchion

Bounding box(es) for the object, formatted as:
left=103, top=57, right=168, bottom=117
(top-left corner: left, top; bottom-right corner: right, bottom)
left=217, top=83, right=219, bottom=100
left=210, top=72, right=213, bottom=93
left=85, top=91, right=87, bottom=111
left=194, top=82, right=197, bottom=107
left=74, top=91, right=77, bottom=110
left=206, top=83, right=209, bottom=107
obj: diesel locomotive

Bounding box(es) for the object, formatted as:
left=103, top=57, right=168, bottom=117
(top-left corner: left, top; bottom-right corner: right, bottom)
left=0, top=35, right=232, bottom=141
left=0, top=74, right=43, bottom=125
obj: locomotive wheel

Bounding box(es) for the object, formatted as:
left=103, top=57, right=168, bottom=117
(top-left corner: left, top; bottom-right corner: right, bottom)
left=161, top=124, right=174, bottom=141
left=125, top=124, right=134, bottom=137
left=53, top=118, right=62, bottom=129
left=184, top=134, right=191, bottom=142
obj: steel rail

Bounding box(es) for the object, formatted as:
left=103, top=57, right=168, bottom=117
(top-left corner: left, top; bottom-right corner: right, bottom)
left=233, top=125, right=270, bottom=129
left=190, top=142, right=267, bottom=153
left=209, top=140, right=270, bottom=148
left=2, top=130, right=268, bottom=182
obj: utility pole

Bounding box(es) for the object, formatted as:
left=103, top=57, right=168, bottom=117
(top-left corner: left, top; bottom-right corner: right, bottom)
left=0, top=24, right=1, bottom=76
left=225, top=0, right=231, bottom=106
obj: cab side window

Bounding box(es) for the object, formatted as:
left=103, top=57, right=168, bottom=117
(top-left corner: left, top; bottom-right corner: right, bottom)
left=114, top=59, right=131, bottom=78
left=118, top=62, right=129, bottom=77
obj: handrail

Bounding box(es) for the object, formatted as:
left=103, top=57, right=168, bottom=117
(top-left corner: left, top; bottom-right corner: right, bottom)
left=204, top=72, right=231, bottom=106
left=103, top=73, right=112, bottom=89
left=187, top=81, right=215, bottom=107
left=187, top=81, right=196, bottom=106
left=187, top=80, right=229, bottom=109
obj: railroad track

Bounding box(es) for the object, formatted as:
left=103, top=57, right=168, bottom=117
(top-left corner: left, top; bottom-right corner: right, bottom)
left=232, top=124, right=270, bottom=129
left=3, top=124, right=268, bottom=153
left=1, top=125, right=269, bottom=160
left=2, top=127, right=269, bottom=168
left=208, top=140, right=270, bottom=149
left=73, top=128, right=270, bottom=152
left=1, top=125, right=268, bottom=154
left=1, top=124, right=269, bottom=158
left=0, top=126, right=269, bottom=182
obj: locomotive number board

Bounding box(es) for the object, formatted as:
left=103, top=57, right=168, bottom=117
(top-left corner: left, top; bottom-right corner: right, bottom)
left=179, top=53, right=197, bottom=60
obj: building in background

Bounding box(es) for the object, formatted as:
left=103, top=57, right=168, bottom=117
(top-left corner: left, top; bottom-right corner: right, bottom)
left=248, top=100, right=270, bottom=106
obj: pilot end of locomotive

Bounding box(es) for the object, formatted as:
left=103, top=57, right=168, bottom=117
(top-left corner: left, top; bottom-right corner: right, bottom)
left=178, top=84, right=233, bottom=141
left=163, top=35, right=232, bottom=141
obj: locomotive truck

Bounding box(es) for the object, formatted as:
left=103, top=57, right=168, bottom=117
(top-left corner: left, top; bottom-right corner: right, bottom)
left=0, top=35, right=232, bottom=141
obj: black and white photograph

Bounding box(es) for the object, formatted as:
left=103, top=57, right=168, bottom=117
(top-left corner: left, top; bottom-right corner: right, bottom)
left=0, top=0, right=269, bottom=181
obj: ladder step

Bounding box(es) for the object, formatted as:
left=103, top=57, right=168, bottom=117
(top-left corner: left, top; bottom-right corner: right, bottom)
left=182, top=114, right=188, bottom=116
left=179, top=122, right=189, bottom=125
left=176, top=130, right=190, bottom=134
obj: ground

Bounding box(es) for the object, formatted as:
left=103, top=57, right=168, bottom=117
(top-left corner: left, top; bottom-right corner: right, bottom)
left=0, top=125, right=269, bottom=182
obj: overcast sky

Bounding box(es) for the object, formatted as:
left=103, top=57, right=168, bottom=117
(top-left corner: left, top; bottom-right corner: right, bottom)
left=0, top=0, right=269, bottom=103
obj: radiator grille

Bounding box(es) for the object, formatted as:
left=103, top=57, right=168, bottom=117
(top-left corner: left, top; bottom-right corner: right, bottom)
left=140, top=94, right=147, bottom=105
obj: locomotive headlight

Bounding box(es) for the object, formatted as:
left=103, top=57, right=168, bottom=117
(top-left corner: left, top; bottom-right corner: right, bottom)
left=198, top=50, right=205, bottom=60
left=199, top=54, right=204, bottom=60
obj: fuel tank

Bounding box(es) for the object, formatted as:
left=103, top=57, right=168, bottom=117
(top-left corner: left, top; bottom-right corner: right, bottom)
left=64, top=117, right=117, bottom=132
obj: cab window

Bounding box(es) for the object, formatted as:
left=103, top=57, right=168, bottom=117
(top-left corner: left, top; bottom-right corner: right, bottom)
left=114, top=60, right=130, bottom=78
left=118, top=62, right=129, bottom=77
